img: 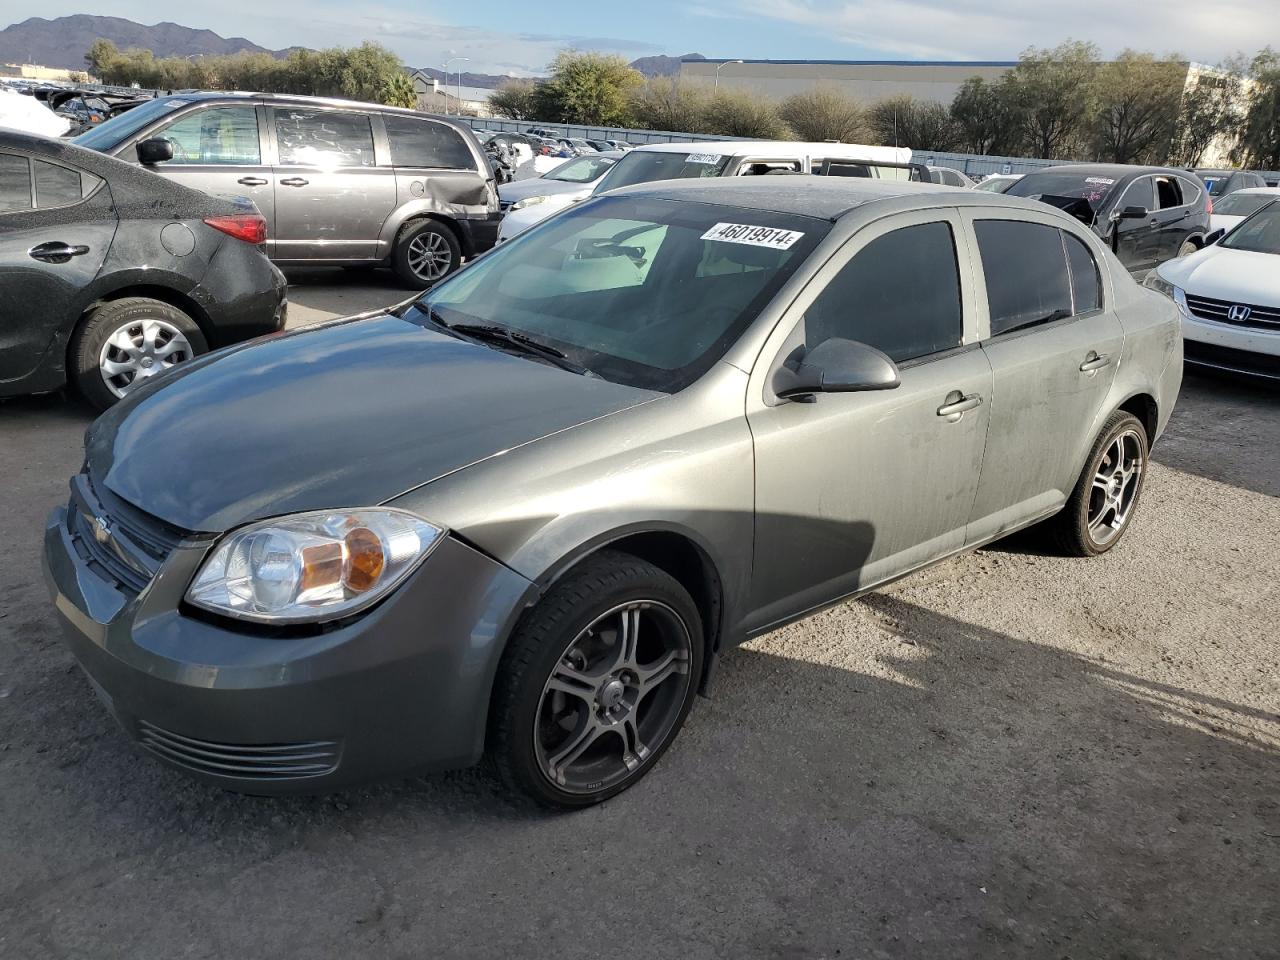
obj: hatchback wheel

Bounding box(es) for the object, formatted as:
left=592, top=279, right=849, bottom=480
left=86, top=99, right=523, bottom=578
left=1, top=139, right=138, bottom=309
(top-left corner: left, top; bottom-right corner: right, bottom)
left=490, top=551, right=703, bottom=807
left=71, top=297, right=208, bottom=411
left=392, top=220, right=461, bottom=289
left=1049, top=410, right=1148, bottom=556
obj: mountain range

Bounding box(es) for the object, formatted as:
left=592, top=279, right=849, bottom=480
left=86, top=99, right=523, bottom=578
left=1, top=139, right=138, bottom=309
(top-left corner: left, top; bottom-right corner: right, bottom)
left=0, top=15, right=704, bottom=88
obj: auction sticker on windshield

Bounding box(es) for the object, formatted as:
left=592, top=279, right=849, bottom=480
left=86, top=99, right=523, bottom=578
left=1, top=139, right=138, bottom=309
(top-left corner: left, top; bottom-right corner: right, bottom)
left=1085, top=177, right=1116, bottom=185
left=701, top=223, right=805, bottom=249
left=686, top=153, right=722, bottom=164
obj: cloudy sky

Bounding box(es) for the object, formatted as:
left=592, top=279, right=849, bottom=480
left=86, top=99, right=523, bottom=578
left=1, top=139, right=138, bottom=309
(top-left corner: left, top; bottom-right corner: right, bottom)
left=11, top=0, right=1280, bottom=74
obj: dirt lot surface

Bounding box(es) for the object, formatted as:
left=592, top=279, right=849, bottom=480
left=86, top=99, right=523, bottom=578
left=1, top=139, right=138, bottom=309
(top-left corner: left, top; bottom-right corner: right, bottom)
left=1, top=272, right=1276, bottom=958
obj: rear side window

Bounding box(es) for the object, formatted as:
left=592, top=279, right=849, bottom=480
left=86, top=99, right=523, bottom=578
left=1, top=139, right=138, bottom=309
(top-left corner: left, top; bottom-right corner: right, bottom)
left=974, top=220, right=1073, bottom=336
left=383, top=115, right=474, bottom=169
left=1063, top=233, right=1102, bottom=314
left=1153, top=176, right=1183, bottom=209
left=157, top=106, right=261, bottom=164
left=0, top=152, right=32, bottom=212
left=275, top=109, right=375, bottom=167
left=33, top=160, right=83, bottom=207
left=805, top=221, right=963, bottom=363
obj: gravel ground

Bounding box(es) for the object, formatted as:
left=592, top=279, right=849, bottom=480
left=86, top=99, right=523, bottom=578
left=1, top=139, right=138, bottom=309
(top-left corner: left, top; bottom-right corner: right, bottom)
left=0, top=276, right=1276, bottom=959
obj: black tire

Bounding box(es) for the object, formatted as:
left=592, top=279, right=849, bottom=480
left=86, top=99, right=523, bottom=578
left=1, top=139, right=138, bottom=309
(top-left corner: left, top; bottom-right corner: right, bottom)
left=391, top=219, right=462, bottom=289
left=70, top=297, right=208, bottom=411
left=489, top=550, right=704, bottom=808
left=1048, top=410, right=1149, bottom=557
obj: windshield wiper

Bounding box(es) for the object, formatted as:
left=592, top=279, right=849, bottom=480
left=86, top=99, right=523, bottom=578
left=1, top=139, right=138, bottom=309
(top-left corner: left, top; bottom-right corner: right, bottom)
left=445, top=322, right=596, bottom=377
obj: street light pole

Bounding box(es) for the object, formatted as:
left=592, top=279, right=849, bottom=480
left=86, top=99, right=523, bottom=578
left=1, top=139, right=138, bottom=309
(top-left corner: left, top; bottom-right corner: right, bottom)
left=714, top=59, right=744, bottom=94
left=443, top=57, right=470, bottom=115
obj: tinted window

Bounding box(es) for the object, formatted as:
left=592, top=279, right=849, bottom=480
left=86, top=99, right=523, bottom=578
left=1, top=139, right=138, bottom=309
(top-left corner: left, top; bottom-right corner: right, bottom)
left=1064, top=233, right=1102, bottom=314
left=384, top=115, right=474, bottom=169
left=275, top=109, right=375, bottom=167
left=974, top=220, right=1073, bottom=336
left=158, top=106, right=260, bottom=164
left=0, top=153, right=31, bottom=212
left=1118, top=177, right=1154, bottom=212
left=33, top=160, right=84, bottom=208
left=805, top=221, right=963, bottom=363
left=1006, top=171, right=1119, bottom=212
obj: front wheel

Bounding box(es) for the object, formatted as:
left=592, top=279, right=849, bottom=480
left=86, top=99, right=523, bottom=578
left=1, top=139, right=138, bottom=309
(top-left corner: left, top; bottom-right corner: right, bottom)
left=489, top=551, right=704, bottom=808
left=1048, top=410, right=1148, bottom=557
left=391, top=220, right=461, bottom=289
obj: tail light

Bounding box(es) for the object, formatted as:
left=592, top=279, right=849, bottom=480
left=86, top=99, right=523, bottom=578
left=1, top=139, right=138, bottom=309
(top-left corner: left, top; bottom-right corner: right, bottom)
left=203, top=214, right=268, bottom=245
left=1206, top=197, right=1213, bottom=214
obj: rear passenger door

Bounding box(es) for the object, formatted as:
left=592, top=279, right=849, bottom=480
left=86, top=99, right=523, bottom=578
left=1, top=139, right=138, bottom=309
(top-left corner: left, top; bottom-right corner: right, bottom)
left=144, top=103, right=274, bottom=238
left=269, top=107, right=397, bottom=261
left=382, top=113, right=492, bottom=226
left=0, top=151, right=113, bottom=382
left=964, top=214, right=1123, bottom=542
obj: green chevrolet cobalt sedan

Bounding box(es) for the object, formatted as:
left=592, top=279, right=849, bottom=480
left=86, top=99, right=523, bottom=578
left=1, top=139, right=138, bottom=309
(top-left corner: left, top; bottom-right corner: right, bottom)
left=44, top=178, right=1182, bottom=807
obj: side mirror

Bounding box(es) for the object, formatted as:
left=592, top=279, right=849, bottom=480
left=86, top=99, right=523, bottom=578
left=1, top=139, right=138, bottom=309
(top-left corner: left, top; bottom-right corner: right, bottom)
left=136, top=137, right=174, bottom=165
left=1112, top=205, right=1149, bottom=221
left=772, top=337, right=901, bottom=400
left=1205, top=228, right=1225, bottom=245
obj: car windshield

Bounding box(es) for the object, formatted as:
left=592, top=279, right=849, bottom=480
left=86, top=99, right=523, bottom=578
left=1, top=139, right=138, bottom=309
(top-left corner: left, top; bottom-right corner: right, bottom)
left=593, top=150, right=734, bottom=194
left=1006, top=171, right=1120, bottom=213
left=974, top=177, right=1015, bottom=193
left=544, top=155, right=616, bottom=183
left=1213, top=192, right=1277, bottom=217
left=411, top=195, right=827, bottom=392
left=72, top=96, right=186, bottom=150
left=1220, top=202, right=1280, bottom=254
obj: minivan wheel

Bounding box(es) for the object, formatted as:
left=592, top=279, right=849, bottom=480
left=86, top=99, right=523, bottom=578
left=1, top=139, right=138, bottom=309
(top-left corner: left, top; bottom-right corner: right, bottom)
left=392, top=220, right=461, bottom=289
left=71, top=297, right=208, bottom=411
left=1178, top=239, right=1198, bottom=257
left=1049, top=411, right=1148, bottom=557
left=490, top=551, right=703, bottom=808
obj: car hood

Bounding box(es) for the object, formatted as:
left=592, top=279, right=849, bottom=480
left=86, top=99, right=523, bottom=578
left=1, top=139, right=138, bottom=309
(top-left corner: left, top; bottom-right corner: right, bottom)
left=87, top=313, right=659, bottom=532
left=498, top=177, right=591, bottom=203
left=1159, top=245, right=1280, bottom=307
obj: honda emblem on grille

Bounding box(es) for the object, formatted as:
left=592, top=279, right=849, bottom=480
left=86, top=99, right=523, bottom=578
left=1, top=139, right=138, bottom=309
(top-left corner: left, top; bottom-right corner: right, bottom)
left=1227, top=304, right=1252, bottom=323
left=91, top=514, right=112, bottom=545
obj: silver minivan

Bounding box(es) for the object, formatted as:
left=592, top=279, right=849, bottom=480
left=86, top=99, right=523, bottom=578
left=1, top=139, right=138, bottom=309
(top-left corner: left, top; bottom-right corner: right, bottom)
left=74, top=92, right=501, bottom=287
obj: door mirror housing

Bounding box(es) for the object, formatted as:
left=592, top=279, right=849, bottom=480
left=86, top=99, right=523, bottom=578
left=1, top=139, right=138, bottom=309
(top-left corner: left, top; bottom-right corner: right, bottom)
left=1205, top=228, right=1225, bottom=245
left=136, top=138, right=174, bottom=165
left=772, top=337, right=901, bottom=400
left=1112, top=204, right=1149, bottom=221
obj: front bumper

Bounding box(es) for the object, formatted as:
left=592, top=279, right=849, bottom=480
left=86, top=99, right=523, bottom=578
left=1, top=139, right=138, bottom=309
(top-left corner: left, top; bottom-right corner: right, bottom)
left=1182, top=312, right=1280, bottom=380
left=459, top=211, right=502, bottom=255
left=43, top=489, right=533, bottom=794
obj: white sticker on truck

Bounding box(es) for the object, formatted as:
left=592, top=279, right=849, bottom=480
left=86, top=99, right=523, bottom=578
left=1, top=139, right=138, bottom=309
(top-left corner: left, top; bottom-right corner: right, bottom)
left=685, top=153, right=722, bottom=164
left=700, top=222, right=805, bottom=249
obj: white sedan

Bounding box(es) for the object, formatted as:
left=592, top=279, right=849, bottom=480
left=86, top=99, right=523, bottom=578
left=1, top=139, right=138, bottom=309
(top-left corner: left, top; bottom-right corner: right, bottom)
left=1151, top=197, right=1280, bottom=380
left=497, top=151, right=622, bottom=242
left=1208, top=186, right=1280, bottom=234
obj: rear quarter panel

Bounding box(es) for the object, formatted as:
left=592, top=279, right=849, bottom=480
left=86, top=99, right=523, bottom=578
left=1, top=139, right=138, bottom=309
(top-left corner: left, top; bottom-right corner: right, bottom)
left=1105, top=265, right=1183, bottom=443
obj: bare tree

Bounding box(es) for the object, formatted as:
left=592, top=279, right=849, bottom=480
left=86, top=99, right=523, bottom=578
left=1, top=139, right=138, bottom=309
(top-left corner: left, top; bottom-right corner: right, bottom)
left=779, top=88, right=868, bottom=142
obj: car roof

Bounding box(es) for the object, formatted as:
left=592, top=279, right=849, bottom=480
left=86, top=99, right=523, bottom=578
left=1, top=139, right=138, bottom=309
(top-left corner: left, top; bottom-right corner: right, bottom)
left=1028, top=163, right=1196, bottom=179
left=630, top=140, right=911, bottom=163
left=160, top=90, right=473, bottom=125
left=603, top=175, right=1054, bottom=222
left=1229, top=186, right=1280, bottom=195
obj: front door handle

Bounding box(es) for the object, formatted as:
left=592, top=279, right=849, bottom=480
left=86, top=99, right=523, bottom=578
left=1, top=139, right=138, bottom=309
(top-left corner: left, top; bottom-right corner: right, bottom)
left=1079, top=351, right=1114, bottom=373
left=28, top=242, right=90, bottom=263
left=279, top=177, right=309, bottom=187
left=937, top=391, right=983, bottom=421
left=237, top=176, right=268, bottom=186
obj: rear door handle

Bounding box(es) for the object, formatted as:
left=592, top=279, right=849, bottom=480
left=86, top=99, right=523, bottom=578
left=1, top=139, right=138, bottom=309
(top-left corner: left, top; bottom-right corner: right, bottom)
left=937, top=391, right=983, bottom=420
left=28, top=242, right=90, bottom=263
left=279, top=177, right=309, bottom=187
left=1080, top=352, right=1114, bottom=373
left=237, top=176, right=268, bottom=186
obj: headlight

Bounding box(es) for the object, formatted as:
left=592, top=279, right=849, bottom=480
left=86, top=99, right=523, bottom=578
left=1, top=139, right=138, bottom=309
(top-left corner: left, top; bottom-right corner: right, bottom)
left=510, top=195, right=550, bottom=211
left=187, top=508, right=444, bottom=624
left=1143, top=271, right=1190, bottom=315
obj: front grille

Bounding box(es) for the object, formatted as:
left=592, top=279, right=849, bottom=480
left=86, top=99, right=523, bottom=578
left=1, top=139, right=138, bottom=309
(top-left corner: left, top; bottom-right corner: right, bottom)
left=1185, top=294, right=1280, bottom=331
left=65, top=472, right=188, bottom=597
left=137, top=720, right=340, bottom=780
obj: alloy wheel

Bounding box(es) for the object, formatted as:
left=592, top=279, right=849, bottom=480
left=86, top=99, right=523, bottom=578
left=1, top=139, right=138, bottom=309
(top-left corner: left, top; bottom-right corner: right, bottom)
left=99, top=318, right=194, bottom=399
left=534, top=600, right=693, bottom=795
left=406, top=231, right=453, bottom=282
left=1087, top=428, right=1144, bottom=546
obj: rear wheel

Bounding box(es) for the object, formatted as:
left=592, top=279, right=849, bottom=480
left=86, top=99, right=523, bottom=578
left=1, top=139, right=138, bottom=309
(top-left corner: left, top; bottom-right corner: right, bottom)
left=489, top=551, right=703, bottom=808
left=391, top=220, right=461, bottom=289
left=71, top=297, right=208, bottom=410
left=1048, top=411, right=1148, bottom=557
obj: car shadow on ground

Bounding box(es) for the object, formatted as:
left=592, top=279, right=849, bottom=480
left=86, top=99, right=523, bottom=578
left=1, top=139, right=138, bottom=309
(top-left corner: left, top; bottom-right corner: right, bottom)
left=5, top=584, right=1277, bottom=956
